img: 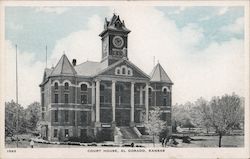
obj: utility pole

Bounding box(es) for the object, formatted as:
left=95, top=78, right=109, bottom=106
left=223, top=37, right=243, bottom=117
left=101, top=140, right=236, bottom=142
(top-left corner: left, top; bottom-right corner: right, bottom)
left=15, top=44, right=19, bottom=148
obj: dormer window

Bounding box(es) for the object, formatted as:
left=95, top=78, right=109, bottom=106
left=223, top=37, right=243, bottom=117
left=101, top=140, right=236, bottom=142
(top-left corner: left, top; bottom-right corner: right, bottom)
left=54, top=82, right=59, bottom=90
left=64, top=82, right=69, bottom=90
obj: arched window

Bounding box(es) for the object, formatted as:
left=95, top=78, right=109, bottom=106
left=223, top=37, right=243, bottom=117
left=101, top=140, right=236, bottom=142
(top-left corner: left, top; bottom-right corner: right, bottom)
left=117, top=69, right=120, bottom=74
left=81, top=84, right=88, bottom=91
left=122, top=68, right=126, bottom=74
left=127, top=70, right=131, bottom=75
left=148, top=88, right=152, bottom=95
left=163, top=88, right=167, bottom=95
left=64, top=82, right=69, bottom=90
left=54, top=82, right=59, bottom=90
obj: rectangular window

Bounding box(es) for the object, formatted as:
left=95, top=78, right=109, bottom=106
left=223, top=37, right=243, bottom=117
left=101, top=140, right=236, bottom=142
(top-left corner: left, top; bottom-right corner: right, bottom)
left=65, top=94, right=69, bottom=103
left=65, top=129, right=69, bottom=137
left=54, top=129, right=58, bottom=138
left=41, top=93, right=44, bottom=107
left=149, top=98, right=152, bottom=106
left=42, top=107, right=45, bottom=111
left=163, top=98, right=167, bottom=106
left=81, top=94, right=87, bottom=104
left=42, top=113, right=45, bottom=120
left=55, top=94, right=58, bottom=103
left=65, top=110, right=69, bottom=122
left=80, top=111, right=87, bottom=124
left=100, top=96, right=104, bottom=103
left=80, top=129, right=87, bottom=137
left=55, top=110, right=58, bottom=122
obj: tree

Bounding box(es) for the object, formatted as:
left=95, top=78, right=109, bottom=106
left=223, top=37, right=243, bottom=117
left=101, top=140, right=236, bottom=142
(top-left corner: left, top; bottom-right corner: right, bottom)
left=205, top=94, right=242, bottom=147
left=25, top=102, right=41, bottom=131
left=5, top=100, right=27, bottom=137
left=143, top=107, right=167, bottom=147
left=193, top=98, right=212, bottom=133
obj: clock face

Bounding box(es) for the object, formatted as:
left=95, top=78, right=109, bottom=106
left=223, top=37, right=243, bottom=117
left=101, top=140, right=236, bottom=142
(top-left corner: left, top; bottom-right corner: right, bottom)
left=112, top=36, right=124, bottom=48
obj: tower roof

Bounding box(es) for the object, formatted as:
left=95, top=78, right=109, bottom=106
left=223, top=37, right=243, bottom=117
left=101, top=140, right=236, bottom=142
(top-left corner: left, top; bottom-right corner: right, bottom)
left=99, top=13, right=131, bottom=37
left=50, top=54, right=77, bottom=76
left=150, top=63, right=173, bottom=84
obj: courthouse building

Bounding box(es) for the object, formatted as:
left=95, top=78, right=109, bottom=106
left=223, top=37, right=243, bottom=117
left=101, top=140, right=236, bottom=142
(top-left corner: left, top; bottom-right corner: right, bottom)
left=39, top=14, right=173, bottom=142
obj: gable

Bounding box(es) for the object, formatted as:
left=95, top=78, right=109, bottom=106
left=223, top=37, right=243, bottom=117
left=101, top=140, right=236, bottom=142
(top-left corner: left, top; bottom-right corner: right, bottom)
left=97, top=60, right=150, bottom=79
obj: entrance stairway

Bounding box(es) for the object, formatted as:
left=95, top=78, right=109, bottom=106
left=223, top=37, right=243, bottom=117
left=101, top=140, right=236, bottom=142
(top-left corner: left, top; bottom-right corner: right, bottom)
left=119, top=127, right=139, bottom=139
left=116, top=127, right=153, bottom=144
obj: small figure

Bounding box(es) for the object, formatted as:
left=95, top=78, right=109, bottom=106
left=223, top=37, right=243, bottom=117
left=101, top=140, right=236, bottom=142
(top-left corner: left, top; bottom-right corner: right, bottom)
left=164, top=137, right=168, bottom=147
left=161, top=137, right=165, bottom=147
left=131, top=142, right=134, bottom=147
left=30, top=139, right=34, bottom=148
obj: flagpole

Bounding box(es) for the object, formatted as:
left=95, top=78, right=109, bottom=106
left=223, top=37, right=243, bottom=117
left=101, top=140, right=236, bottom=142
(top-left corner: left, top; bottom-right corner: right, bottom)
left=15, top=44, right=19, bottom=148
left=46, top=45, right=47, bottom=68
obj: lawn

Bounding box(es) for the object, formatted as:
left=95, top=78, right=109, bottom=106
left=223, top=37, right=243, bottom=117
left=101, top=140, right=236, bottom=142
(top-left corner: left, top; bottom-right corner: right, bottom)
left=5, top=135, right=244, bottom=148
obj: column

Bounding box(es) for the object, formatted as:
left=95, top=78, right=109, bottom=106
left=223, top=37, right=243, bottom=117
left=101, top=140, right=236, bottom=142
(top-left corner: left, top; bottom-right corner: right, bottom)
left=112, top=80, right=116, bottom=122
left=95, top=80, right=100, bottom=123
left=91, top=82, right=95, bottom=122
left=139, top=86, right=143, bottom=105
left=145, top=83, right=149, bottom=122
left=130, top=82, right=135, bottom=125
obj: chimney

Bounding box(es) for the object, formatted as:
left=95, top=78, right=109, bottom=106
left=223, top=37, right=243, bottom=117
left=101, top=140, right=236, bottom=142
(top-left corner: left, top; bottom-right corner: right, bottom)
left=72, top=59, right=77, bottom=66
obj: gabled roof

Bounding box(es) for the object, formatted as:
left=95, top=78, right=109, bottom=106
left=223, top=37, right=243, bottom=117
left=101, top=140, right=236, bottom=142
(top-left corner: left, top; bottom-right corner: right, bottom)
left=74, top=61, right=102, bottom=76
left=96, top=58, right=150, bottom=79
left=99, top=14, right=131, bottom=37
left=50, top=54, right=77, bottom=76
left=150, top=63, right=173, bottom=84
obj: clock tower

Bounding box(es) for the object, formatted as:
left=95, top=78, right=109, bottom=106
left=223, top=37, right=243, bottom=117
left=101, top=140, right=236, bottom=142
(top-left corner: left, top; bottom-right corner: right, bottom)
left=99, top=14, right=131, bottom=66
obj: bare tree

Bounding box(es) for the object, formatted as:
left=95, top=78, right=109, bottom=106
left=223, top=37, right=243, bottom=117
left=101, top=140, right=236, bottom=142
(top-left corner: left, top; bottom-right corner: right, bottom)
left=206, top=94, right=242, bottom=147
left=143, top=107, right=167, bottom=147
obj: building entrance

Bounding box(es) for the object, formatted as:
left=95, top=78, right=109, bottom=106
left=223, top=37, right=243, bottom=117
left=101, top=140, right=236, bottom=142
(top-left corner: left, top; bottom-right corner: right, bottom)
left=115, top=109, right=130, bottom=126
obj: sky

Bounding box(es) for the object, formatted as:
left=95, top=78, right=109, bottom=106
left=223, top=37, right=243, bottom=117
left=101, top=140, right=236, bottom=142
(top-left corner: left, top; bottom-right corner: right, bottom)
left=4, top=5, right=246, bottom=107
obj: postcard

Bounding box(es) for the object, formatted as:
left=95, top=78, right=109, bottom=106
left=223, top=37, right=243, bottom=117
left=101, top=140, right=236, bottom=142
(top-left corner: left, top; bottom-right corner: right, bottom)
left=0, top=1, right=249, bottom=159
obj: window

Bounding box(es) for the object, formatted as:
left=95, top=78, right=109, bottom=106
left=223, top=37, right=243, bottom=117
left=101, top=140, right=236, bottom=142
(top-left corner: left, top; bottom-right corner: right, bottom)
left=54, top=110, right=58, bottom=122
left=42, top=107, right=45, bottom=111
left=54, top=82, right=58, bottom=90
left=81, top=94, right=87, bottom=104
left=80, top=129, right=87, bottom=137
left=163, top=98, right=167, bottom=106
left=54, top=129, right=58, bottom=138
left=64, top=94, right=69, bottom=103
left=127, top=70, right=131, bottom=75
left=81, top=84, right=87, bottom=91
left=42, top=113, right=45, bottom=120
left=122, top=68, right=126, bottom=74
left=64, top=82, right=69, bottom=90
left=65, top=110, right=69, bottom=122
left=148, top=88, right=152, bottom=95
left=149, top=98, right=152, bottom=106
left=117, top=69, right=120, bottom=74
left=80, top=111, right=87, bottom=124
left=163, top=88, right=167, bottom=95
left=100, top=84, right=105, bottom=91
left=65, top=129, right=69, bottom=137
left=41, top=93, right=44, bottom=107
left=100, top=96, right=104, bottom=103
left=55, top=94, right=58, bottom=103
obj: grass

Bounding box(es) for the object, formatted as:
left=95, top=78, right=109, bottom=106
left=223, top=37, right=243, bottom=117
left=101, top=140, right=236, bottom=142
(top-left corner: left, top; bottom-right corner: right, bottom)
left=5, top=135, right=244, bottom=148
